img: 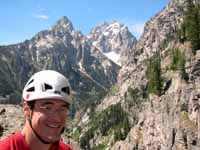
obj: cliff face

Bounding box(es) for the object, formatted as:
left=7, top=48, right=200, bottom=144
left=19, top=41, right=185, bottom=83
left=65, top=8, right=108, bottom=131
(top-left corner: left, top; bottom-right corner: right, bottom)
left=72, top=0, right=200, bottom=149
left=111, top=0, right=200, bottom=149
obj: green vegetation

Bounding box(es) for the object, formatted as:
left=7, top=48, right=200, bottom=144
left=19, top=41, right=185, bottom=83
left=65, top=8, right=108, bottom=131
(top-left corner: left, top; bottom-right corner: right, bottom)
left=92, top=144, right=108, bottom=150
left=0, top=57, right=22, bottom=104
left=160, top=33, right=174, bottom=50
left=146, top=53, right=163, bottom=96
left=71, top=127, right=81, bottom=141
left=178, top=3, right=200, bottom=53
left=81, top=87, right=106, bottom=107
left=180, top=111, right=197, bottom=133
left=109, top=84, right=119, bottom=96
left=170, top=48, right=189, bottom=81
left=87, top=87, right=100, bottom=102
left=79, top=103, right=130, bottom=149
left=125, top=87, right=146, bottom=108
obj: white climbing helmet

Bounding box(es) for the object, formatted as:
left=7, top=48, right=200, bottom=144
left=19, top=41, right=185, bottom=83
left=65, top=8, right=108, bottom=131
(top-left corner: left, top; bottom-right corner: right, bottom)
left=22, top=70, right=72, bottom=104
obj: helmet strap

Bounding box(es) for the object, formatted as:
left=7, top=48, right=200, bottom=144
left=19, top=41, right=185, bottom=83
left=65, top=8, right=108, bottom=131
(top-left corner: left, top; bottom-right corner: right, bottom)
left=61, top=127, right=65, bottom=134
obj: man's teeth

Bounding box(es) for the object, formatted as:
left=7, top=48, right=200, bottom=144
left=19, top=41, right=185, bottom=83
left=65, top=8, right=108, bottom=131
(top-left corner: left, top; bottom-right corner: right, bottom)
left=47, top=124, right=60, bottom=128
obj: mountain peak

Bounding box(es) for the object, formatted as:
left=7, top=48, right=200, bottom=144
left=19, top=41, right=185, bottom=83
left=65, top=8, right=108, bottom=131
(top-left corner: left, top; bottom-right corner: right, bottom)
left=51, top=16, right=74, bottom=32
left=87, top=21, right=137, bottom=66
left=111, top=20, right=121, bottom=26
left=99, top=21, right=109, bottom=27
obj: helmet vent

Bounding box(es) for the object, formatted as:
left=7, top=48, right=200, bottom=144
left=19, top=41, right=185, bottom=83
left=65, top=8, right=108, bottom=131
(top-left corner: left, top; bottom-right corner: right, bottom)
left=44, top=83, right=53, bottom=91
left=26, top=87, right=35, bottom=92
left=27, top=79, right=34, bottom=86
left=54, top=91, right=61, bottom=94
left=62, top=87, right=70, bottom=95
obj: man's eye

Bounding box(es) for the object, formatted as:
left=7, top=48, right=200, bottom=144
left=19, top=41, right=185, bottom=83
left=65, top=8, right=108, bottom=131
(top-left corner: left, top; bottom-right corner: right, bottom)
left=59, top=108, right=67, bottom=112
left=41, top=105, right=52, bottom=110
left=45, top=106, right=51, bottom=110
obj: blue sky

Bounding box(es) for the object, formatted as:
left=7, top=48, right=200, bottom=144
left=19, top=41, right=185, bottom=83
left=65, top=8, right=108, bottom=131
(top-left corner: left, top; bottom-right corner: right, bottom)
left=0, top=0, right=169, bottom=45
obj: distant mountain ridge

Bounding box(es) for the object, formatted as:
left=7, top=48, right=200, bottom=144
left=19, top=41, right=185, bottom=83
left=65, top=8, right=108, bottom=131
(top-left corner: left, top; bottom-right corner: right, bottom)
left=0, top=16, right=135, bottom=107
left=87, top=21, right=137, bottom=65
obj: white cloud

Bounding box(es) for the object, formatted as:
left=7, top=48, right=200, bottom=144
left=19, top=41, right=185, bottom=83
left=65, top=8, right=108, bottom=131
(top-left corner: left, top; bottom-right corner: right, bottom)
left=33, top=5, right=49, bottom=20
left=34, top=14, right=49, bottom=20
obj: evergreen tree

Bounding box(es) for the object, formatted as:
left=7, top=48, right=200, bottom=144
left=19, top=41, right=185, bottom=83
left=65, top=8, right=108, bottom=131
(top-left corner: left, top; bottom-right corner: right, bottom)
left=187, top=0, right=194, bottom=10
left=146, top=53, right=163, bottom=96
left=178, top=22, right=186, bottom=43
left=171, top=48, right=188, bottom=81
left=186, top=5, right=200, bottom=53
left=180, top=2, right=200, bottom=53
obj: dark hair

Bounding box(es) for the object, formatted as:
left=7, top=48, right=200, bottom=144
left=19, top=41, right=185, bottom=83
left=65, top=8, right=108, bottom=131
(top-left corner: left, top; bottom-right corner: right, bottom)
left=27, top=101, right=36, bottom=110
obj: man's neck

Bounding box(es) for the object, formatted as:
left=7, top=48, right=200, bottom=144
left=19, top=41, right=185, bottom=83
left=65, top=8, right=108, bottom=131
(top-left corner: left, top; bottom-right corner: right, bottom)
left=21, top=123, right=51, bottom=150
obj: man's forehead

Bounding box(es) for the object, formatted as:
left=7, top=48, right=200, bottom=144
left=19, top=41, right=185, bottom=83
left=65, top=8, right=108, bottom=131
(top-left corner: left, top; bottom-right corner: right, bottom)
left=36, top=99, right=68, bottom=106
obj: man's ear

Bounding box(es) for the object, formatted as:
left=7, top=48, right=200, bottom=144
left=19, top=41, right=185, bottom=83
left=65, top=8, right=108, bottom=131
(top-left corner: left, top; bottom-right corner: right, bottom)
left=22, top=100, right=31, bottom=118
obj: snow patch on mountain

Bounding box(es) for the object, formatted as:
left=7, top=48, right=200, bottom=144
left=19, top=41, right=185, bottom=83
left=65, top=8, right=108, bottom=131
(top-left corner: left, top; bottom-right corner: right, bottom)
left=87, top=21, right=137, bottom=66
left=103, top=51, right=121, bottom=66
left=35, top=35, right=55, bottom=49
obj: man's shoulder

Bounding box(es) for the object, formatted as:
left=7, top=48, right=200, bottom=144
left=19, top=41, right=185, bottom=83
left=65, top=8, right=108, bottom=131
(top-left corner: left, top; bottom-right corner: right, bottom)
left=0, top=134, right=14, bottom=149
left=59, top=141, right=72, bottom=150
left=0, top=132, right=25, bottom=150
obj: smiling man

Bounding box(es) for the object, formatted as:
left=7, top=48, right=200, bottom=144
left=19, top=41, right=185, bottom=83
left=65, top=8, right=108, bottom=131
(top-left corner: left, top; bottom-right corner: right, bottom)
left=0, top=70, right=72, bottom=150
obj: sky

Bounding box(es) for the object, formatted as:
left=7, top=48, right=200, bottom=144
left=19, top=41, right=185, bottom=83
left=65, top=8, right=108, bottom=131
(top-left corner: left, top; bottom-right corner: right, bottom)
left=0, top=0, right=169, bottom=45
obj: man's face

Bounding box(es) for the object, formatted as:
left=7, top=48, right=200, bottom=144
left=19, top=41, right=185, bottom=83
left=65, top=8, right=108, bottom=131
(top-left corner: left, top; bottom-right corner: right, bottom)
left=30, top=99, right=69, bottom=143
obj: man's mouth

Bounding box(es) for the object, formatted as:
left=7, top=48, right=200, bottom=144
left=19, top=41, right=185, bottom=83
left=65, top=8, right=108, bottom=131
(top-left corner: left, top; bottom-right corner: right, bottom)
left=46, top=124, right=61, bottom=128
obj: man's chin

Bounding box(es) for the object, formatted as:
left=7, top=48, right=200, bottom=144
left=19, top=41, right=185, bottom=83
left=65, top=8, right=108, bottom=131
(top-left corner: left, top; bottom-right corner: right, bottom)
left=43, top=135, right=61, bottom=143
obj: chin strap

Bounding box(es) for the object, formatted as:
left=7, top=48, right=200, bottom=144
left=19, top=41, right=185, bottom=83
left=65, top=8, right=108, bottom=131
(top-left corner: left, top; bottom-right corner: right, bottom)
left=61, top=127, right=65, bottom=134
left=28, top=113, right=64, bottom=145
left=28, top=117, right=53, bottom=144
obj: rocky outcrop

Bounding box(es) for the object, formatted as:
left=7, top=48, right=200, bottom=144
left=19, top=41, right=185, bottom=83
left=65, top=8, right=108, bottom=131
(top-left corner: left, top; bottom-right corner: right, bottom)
left=109, top=0, right=200, bottom=149
left=0, top=105, right=24, bottom=139
left=72, top=0, right=200, bottom=149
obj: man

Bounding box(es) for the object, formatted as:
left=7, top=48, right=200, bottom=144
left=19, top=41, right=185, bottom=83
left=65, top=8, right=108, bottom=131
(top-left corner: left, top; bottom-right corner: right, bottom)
left=0, top=70, right=72, bottom=150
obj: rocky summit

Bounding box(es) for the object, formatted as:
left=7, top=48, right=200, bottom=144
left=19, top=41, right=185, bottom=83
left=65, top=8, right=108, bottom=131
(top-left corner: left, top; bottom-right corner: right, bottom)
left=1, top=0, right=200, bottom=150
left=87, top=21, right=137, bottom=66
